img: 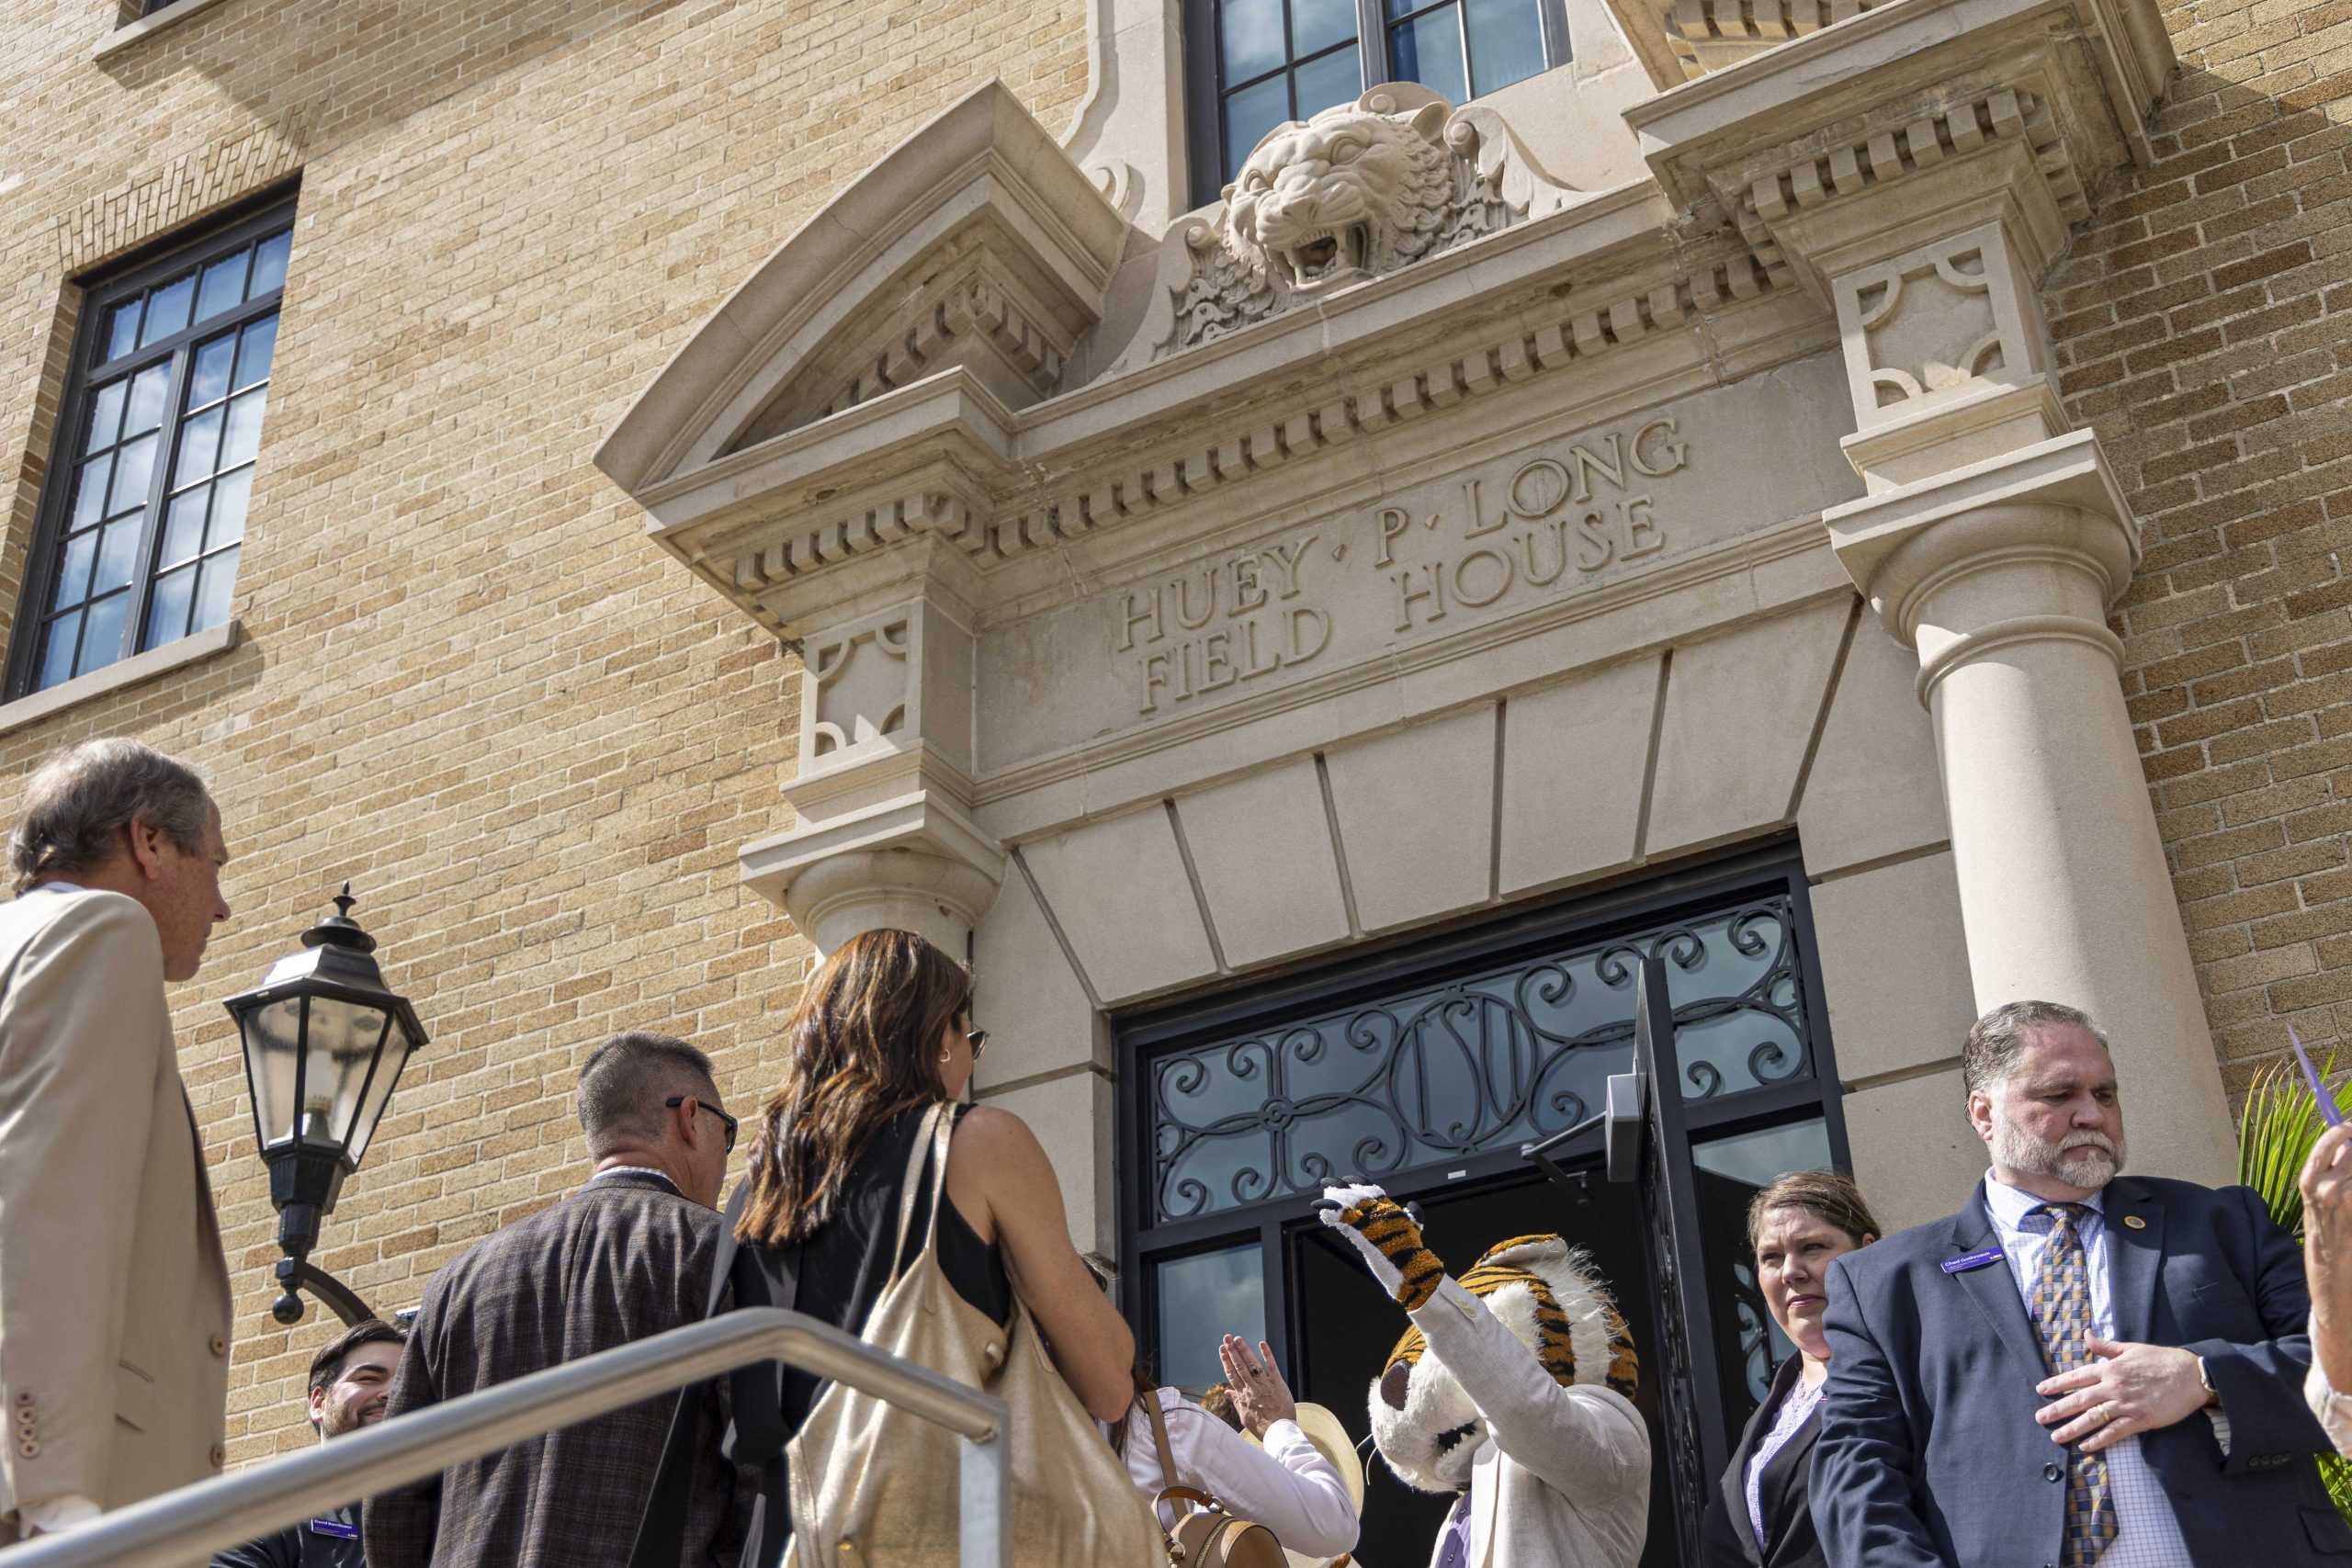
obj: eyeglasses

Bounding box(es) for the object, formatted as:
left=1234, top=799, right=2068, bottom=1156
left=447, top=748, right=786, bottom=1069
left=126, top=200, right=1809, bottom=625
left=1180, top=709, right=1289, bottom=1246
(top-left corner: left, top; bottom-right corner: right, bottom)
left=664, top=1095, right=739, bottom=1153
left=967, top=1028, right=989, bottom=1058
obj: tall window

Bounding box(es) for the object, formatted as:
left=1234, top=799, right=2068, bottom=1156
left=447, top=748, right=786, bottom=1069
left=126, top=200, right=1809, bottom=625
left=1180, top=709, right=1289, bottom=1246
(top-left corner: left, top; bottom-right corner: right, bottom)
left=1187, top=0, right=1572, bottom=202
left=15, top=198, right=291, bottom=697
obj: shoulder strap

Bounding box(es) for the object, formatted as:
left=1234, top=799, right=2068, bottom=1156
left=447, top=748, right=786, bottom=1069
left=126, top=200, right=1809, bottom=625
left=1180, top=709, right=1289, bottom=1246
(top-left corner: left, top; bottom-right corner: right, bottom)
left=886, top=1102, right=956, bottom=1280
left=1143, top=1391, right=1191, bottom=1507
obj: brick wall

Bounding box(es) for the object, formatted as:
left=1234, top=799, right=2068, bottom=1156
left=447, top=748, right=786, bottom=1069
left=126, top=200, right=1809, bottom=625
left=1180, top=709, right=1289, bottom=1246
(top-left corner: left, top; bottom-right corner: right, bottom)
left=2048, top=0, right=2352, bottom=1100
left=0, top=0, right=1085, bottom=1461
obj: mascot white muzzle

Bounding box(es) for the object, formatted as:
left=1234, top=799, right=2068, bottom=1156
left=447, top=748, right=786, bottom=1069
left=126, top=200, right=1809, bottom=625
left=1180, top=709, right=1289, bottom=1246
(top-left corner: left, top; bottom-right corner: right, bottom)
left=1317, top=1182, right=1652, bottom=1568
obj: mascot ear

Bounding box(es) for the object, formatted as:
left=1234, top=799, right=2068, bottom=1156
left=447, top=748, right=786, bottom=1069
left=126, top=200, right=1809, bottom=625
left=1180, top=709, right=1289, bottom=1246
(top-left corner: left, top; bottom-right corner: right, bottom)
left=1473, top=1234, right=1568, bottom=1271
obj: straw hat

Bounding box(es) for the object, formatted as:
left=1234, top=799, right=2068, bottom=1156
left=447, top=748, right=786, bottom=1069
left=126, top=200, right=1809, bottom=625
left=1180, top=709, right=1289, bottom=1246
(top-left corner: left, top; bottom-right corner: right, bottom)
left=1245, top=1401, right=1365, bottom=1568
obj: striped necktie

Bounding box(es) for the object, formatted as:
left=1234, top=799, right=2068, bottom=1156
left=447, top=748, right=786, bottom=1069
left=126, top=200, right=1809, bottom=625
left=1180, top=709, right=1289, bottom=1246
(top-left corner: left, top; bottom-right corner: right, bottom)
left=2028, top=1202, right=2117, bottom=1566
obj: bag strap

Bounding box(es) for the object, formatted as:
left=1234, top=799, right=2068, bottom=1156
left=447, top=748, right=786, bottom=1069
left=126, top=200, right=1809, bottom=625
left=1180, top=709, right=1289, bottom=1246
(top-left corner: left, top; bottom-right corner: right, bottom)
left=885, top=1101, right=958, bottom=1282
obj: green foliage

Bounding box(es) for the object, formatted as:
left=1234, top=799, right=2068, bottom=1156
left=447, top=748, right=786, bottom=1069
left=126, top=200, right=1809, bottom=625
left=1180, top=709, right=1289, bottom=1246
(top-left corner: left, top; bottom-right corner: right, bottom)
left=2234, top=1052, right=2352, bottom=1520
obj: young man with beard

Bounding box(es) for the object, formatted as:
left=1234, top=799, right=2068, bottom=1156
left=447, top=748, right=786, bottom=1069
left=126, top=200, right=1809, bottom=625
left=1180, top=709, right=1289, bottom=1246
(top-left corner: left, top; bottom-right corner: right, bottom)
left=210, top=1321, right=405, bottom=1568
left=1811, top=999, right=2348, bottom=1567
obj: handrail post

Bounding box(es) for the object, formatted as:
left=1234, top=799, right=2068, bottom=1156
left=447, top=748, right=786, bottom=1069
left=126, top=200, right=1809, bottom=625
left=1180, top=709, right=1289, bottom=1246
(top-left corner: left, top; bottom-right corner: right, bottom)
left=957, top=1425, right=1012, bottom=1568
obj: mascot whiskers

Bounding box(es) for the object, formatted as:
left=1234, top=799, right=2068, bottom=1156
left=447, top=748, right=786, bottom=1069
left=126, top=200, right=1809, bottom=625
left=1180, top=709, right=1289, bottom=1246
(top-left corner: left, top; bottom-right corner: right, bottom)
left=1317, top=1182, right=1649, bottom=1568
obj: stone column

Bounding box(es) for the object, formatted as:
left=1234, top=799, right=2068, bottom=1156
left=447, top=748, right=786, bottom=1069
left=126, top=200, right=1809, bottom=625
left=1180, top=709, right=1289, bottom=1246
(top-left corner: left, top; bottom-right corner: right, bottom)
left=1820, top=213, right=2234, bottom=1180
left=737, top=593, right=1005, bottom=959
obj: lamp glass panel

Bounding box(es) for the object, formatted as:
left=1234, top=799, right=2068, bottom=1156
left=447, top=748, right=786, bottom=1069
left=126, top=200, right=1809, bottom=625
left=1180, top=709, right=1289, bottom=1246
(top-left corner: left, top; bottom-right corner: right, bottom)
left=346, top=1020, right=414, bottom=1166
left=243, top=995, right=306, bottom=1148
left=297, top=994, right=393, bottom=1151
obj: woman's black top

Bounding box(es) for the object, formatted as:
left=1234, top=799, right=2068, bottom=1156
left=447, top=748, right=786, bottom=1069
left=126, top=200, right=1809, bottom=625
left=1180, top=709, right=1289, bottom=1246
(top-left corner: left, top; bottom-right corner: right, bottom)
left=732, top=1102, right=1012, bottom=1437
left=1699, top=1355, right=1828, bottom=1568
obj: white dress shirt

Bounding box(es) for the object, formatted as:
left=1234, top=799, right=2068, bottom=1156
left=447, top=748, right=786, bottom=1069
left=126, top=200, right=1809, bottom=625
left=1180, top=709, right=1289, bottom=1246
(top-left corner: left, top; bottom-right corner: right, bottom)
left=2304, top=1315, right=2352, bottom=1456
left=1981, top=1176, right=2197, bottom=1568
left=1119, top=1387, right=1359, bottom=1558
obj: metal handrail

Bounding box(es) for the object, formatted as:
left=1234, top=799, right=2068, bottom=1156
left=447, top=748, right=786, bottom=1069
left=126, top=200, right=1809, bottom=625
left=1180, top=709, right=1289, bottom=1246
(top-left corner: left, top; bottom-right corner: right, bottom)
left=6, top=1307, right=1010, bottom=1568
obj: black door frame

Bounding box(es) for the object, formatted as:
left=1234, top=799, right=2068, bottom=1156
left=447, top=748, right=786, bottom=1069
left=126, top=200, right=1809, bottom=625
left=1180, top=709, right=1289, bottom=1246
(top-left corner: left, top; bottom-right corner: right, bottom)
left=1114, top=837, right=1850, bottom=1520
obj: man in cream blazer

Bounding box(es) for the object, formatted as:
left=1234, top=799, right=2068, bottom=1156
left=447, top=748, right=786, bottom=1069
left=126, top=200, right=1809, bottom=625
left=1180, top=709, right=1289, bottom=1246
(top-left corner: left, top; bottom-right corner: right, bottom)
left=0, top=739, right=234, bottom=1543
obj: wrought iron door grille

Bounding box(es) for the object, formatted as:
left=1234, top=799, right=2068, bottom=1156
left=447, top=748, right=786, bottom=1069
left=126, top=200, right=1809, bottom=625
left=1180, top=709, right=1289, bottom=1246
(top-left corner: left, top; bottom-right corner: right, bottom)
left=1148, top=895, right=1811, bottom=1223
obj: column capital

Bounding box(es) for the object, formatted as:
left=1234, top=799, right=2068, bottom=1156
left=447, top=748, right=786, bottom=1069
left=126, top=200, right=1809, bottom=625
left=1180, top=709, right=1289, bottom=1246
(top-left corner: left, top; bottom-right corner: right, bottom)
left=1825, top=429, right=2137, bottom=699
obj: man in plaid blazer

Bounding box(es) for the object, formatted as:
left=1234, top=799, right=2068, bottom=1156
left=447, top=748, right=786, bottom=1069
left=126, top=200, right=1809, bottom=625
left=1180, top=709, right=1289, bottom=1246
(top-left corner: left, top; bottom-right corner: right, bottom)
left=363, top=1031, right=749, bottom=1568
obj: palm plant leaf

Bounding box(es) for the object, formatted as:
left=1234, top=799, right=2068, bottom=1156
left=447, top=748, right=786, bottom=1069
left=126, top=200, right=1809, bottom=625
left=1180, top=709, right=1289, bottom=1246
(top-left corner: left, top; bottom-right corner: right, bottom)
left=2235, top=1050, right=2352, bottom=1520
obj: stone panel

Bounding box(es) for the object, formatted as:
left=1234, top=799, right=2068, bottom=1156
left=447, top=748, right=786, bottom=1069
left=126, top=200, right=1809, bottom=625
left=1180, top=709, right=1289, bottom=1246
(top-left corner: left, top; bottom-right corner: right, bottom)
left=1018, top=806, right=1218, bottom=1002
left=1796, top=615, right=1949, bottom=877
left=972, top=853, right=1104, bottom=1079
left=1497, top=655, right=1660, bottom=896
left=1839, top=1066, right=1987, bottom=1237
left=1645, top=597, right=1851, bottom=856
left=1810, top=851, right=1975, bottom=1083
left=1172, top=761, right=1351, bottom=969
left=1323, top=705, right=1498, bottom=934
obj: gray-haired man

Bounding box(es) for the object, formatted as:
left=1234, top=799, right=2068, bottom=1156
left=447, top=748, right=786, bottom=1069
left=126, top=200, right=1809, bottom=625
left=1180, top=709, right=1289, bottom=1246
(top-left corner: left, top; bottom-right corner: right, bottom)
left=0, top=739, right=235, bottom=1541
left=364, top=1031, right=748, bottom=1568
left=1813, top=999, right=2346, bottom=1566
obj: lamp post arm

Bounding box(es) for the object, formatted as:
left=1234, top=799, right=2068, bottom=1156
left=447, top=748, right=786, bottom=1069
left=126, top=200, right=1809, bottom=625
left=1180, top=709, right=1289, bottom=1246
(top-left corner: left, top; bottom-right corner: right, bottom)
left=274, top=1258, right=377, bottom=1328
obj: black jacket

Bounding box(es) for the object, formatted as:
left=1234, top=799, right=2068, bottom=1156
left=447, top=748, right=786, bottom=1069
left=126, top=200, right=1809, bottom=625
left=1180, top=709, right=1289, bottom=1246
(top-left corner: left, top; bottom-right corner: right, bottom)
left=211, top=1503, right=366, bottom=1568
left=1701, top=1357, right=1825, bottom=1568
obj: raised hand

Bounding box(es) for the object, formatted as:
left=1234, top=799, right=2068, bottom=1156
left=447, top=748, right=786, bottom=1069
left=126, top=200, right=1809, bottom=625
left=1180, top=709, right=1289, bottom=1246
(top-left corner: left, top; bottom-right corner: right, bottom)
left=1317, top=1180, right=1444, bottom=1310
left=1218, top=1335, right=1297, bottom=1437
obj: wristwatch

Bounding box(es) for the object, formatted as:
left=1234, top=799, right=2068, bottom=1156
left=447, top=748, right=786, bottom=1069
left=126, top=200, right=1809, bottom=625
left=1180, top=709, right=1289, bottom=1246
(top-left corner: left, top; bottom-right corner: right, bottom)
left=2198, top=1355, right=2221, bottom=1407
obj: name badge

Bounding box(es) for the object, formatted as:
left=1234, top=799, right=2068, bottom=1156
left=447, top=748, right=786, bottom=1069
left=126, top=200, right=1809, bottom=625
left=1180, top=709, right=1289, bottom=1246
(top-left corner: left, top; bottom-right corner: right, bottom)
left=307, top=1517, right=359, bottom=1540
left=1941, top=1247, right=2005, bottom=1275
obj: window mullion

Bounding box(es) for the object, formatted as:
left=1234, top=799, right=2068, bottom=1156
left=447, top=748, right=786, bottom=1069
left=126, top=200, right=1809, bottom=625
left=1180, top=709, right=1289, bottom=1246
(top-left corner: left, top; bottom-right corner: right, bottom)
left=1357, top=0, right=1387, bottom=84
left=123, top=342, right=196, bottom=662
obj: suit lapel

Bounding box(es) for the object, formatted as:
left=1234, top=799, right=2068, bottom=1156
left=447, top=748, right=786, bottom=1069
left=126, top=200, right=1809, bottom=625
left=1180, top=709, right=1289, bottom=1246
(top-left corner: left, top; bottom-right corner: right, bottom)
left=1721, top=1359, right=1794, bottom=1567
left=2105, top=1177, right=2162, bottom=1345
left=1471, top=1443, right=1500, bottom=1562
left=1758, top=1399, right=1819, bottom=1559
left=1946, top=1192, right=2044, bottom=1371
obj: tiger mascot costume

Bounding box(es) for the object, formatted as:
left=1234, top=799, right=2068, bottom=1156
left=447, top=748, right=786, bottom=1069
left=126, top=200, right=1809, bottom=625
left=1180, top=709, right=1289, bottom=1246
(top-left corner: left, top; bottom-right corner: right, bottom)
left=1317, top=1181, right=1650, bottom=1568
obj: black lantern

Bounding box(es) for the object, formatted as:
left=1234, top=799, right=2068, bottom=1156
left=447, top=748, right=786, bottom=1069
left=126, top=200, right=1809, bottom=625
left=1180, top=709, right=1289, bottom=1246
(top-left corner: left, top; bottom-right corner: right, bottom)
left=225, top=886, right=428, bottom=1325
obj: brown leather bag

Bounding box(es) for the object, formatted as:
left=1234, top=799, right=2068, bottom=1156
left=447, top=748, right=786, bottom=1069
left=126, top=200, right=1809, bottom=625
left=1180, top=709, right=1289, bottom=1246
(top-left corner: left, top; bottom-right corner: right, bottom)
left=1143, top=1393, right=1289, bottom=1568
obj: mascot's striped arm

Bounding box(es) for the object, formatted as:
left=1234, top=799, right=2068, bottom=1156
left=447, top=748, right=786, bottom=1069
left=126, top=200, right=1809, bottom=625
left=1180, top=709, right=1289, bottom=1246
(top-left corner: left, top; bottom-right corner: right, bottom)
left=1329, top=1191, right=1447, bottom=1311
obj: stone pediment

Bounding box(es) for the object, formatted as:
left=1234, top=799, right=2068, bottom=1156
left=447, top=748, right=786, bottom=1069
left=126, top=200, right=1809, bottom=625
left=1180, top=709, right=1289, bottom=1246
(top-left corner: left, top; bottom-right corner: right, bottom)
left=594, top=82, right=1131, bottom=497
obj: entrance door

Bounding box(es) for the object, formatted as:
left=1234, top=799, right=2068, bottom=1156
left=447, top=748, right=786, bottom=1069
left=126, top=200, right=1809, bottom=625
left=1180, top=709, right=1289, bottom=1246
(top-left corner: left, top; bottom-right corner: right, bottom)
left=1288, top=1164, right=1677, bottom=1568
left=1119, top=843, right=1852, bottom=1568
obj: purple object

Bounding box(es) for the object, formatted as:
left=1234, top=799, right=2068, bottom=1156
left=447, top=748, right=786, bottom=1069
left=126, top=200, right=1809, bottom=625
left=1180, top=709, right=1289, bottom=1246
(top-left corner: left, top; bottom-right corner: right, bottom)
left=2291, top=1023, right=2343, bottom=1128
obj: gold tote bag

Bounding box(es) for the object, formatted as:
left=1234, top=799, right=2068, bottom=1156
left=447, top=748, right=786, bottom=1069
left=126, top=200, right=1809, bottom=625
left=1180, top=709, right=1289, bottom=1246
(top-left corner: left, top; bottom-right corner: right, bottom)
left=785, top=1101, right=1162, bottom=1566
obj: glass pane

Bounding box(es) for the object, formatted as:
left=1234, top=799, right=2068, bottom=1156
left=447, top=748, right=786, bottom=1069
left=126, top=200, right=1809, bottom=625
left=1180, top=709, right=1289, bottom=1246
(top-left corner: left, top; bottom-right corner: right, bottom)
left=75, top=590, right=129, bottom=676
left=195, top=252, right=248, bottom=325
left=84, top=380, right=127, bottom=454
left=123, top=364, right=169, bottom=437
left=243, top=996, right=306, bottom=1148
left=175, top=406, right=224, bottom=488
left=92, top=518, right=141, bottom=597
left=107, top=433, right=157, bottom=516
left=1295, top=44, right=1362, bottom=119
left=70, top=456, right=111, bottom=529
left=38, top=612, right=80, bottom=691
left=1694, top=1119, right=1835, bottom=1418
left=233, top=315, right=278, bottom=390
left=249, top=230, right=291, bottom=298
left=1391, top=7, right=1467, bottom=104
left=300, top=998, right=394, bottom=1149
left=51, top=530, right=96, bottom=610
left=140, top=274, right=194, bottom=347
left=193, top=545, right=239, bottom=632
left=104, top=300, right=142, bottom=363
left=187, top=334, right=236, bottom=409
left=209, top=466, right=252, bottom=547
left=1222, top=75, right=1292, bottom=184
left=1220, top=0, right=1284, bottom=83
left=1147, top=893, right=1818, bottom=1222
left=1464, top=0, right=1545, bottom=96
left=1293, top=0, right=1356, bottom=56
left=220, top=389, right=266, bottom=469
left=161, top=486, right=209, bottom=567
left=145, top=563, right=196, bottom=648
left=346, top=1023, right=413, bottom=1165
left=1156, top=1244, right=1266, bottom=1394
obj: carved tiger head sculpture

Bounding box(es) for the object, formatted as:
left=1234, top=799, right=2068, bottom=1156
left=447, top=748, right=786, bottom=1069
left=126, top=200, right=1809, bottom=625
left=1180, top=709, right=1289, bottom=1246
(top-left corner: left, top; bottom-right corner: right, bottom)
left=1223, top=90, right=1458, bottom=297
left=1370, top=1233, right=1641, bottom=1494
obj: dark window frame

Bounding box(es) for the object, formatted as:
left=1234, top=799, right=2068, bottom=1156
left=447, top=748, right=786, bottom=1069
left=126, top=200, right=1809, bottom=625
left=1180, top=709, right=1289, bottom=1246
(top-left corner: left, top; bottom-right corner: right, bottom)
left=1183, top=0, right=1574, bottom=208
left=1114, top=838, right=1849, bottom=1476
left=10, top=192, right=295, bottom=701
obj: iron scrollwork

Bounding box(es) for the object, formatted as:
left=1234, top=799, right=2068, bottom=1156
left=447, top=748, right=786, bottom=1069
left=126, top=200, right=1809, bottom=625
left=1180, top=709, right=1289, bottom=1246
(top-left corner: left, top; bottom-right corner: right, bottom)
left=1148, top=897, right=1814, bottom=1223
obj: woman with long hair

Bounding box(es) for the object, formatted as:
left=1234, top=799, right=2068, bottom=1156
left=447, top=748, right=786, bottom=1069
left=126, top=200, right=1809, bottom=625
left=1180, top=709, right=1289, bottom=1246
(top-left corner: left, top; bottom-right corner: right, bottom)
left=720, top=927, right=1146, bottom=1561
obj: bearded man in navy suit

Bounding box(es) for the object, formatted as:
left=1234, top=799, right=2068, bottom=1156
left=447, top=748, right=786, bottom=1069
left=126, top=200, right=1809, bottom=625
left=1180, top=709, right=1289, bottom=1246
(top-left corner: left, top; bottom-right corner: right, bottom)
left=1811, top=999, right=2350, bottom=1567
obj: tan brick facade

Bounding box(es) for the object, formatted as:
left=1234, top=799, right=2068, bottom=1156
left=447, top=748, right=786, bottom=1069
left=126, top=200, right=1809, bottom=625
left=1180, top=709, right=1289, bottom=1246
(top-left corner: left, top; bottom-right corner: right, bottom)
left=2050, top=0, right=2352, bottom=1095
left=0, top=0, right=1084, bottom=1463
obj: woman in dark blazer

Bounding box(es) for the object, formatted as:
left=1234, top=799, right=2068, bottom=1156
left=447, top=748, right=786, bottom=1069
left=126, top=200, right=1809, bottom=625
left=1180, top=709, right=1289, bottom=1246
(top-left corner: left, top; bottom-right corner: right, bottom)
left=1701, top=1170, right=1881, bottom=1568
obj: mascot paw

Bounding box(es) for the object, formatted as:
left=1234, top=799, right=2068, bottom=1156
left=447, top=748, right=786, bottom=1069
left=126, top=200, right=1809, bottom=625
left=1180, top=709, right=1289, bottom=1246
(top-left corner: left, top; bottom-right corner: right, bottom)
left=1317, top=1181, right=1444, bottom=1311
